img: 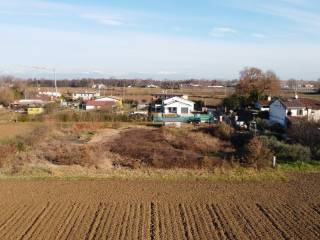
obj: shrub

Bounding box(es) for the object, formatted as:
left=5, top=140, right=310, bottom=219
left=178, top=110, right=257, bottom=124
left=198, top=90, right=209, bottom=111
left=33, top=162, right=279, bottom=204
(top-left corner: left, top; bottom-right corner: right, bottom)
left=242, top=137, right=273, bottom=168
left=256, top=118, right=268, bottom=132
left=222, top=95, right=241, bottom=110
left=288, top=121, right=320, bottom=161
left=270, top=123, right=285, bottom=134
left=215, top=122, right=234, bottom=140
left=55, top=111, right=148, bottom=122
left=261, top=136, right=311, bottom=162
left=0, top=88, right=15, bottom=106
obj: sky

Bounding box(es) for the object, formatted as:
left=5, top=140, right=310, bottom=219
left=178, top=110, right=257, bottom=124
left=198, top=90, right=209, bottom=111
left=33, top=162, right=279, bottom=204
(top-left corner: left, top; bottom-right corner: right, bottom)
left=0, top=0, right=319, bottom=80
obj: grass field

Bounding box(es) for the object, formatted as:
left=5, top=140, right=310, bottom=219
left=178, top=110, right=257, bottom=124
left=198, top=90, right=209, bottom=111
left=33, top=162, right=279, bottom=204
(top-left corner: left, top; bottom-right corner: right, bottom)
left=0, top=122, right=39, bottom=141
left=0, top=172, right=318, bottom=240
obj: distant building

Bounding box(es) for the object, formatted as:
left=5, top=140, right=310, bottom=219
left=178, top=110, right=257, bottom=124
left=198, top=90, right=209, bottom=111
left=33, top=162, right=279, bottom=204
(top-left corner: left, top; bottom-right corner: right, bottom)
left=10, top=99, right=48, bottom=113
left=84, top=100, right=116, bottom=110
left=92, top=84, right=107, bottom=90
left=269, top=97, right=320, bottom=126
left=38, top=91, right=61, bottom=98
left=146, top=84, right=158, bottom=88
left=162, top=97, right=194, bottom=116
left=72, top=92, right=100, bottom=101
left=84, top=96, right=122, bottom=110
left=151, top=93, right=188, bottom=100
left=208, top=85, right=224, bottom=88
left=304, top=84, right=314, bottom=88
left=27, top=107, right=44, bottom=115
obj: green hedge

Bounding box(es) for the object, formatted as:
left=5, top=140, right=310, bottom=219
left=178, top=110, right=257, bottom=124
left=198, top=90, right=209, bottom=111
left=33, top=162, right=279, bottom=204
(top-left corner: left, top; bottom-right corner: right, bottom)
left=260, top=136, right=311, bottom=162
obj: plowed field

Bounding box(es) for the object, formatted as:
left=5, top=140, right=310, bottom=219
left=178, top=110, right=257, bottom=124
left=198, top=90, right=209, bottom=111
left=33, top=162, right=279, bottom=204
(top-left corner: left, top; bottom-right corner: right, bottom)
left=0, top=173, right=319, bottom=239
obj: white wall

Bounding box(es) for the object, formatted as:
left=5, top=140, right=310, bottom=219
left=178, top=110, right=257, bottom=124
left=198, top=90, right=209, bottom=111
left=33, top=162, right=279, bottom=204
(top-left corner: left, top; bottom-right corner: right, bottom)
left=72, top=92, right=100, bottom=100
left=164, top=101, right=193, bottom=115
left=288, top=109, right=307, bottom=117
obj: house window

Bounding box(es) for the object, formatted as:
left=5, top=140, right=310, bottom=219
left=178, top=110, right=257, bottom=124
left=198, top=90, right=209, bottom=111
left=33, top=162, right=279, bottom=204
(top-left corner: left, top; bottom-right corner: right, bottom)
left=297, top=109, right=303, bottom=116
left=181, top=107, right=188, bottom=114
left=168, top=107, right=177, bottom=113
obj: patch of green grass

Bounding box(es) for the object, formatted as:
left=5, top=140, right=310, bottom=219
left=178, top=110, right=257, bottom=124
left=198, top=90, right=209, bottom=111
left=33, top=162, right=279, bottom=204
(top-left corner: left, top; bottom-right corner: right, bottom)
left=0, top=166, right=288, bottom=182
left=278, top=161, right=320, bottom=172
left=0, top=161, right=319, bottom=182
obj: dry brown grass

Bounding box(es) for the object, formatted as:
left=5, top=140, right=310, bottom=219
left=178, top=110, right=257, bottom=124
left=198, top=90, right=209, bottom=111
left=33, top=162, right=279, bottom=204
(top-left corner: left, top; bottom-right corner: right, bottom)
left=110, top=127, right=226, bottom=169
left=0, top=122, right=38, bottom=141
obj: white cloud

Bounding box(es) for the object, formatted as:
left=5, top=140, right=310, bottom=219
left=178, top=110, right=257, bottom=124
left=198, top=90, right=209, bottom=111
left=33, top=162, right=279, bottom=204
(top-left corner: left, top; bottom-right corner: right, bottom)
left=210, top=27, right=237, bottom=37
left=226, top=0, right=320, bottom=29
left=81, top=14, right=125, bottom=26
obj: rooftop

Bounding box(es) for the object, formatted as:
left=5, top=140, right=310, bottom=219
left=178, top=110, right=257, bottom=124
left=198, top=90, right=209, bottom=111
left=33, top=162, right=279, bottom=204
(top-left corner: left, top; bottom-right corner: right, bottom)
left=280, top=97, right=320, bottom=110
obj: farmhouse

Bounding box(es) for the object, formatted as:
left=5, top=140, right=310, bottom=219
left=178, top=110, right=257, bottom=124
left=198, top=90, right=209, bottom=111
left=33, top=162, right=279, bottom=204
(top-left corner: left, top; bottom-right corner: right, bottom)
left=84, top=100, right=115, bottom=110
left=84, top=96, right=122, bottom=110
left=162, top=97, right=194, bottom=116
left=92, top=84, right=107, bottom=89
left=72, top=91, right=100, bottom=101
left=269, top=97, right=320, bottom=126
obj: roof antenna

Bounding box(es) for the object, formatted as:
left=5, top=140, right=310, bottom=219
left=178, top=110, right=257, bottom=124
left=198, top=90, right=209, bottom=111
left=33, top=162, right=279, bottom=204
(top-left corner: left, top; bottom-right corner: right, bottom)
left=294, top=83, right=298, bottom=99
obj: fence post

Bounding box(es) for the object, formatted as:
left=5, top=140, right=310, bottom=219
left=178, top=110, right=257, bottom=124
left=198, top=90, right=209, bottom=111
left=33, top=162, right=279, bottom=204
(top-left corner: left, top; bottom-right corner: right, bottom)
left=272, top=156, right=277, bottom=168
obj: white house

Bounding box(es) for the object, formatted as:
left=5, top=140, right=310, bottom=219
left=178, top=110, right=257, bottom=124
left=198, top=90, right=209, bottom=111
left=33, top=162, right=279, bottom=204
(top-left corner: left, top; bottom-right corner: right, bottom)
left=84, top=96, right=122, bottom=110
left=39, top=91, right=62, bottom=98
left=162, top=97, right=194, bottom=116
left=269, top=97, right=320, bottom=126
left=72, top=92, right=100, bottom=101
left=95, top=96, right=121, bottom=103
left=92, top=84, right=107, bottom=90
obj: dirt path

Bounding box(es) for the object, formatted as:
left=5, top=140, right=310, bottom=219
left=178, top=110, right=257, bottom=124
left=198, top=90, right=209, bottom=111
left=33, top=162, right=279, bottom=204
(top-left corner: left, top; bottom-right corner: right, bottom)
left=0, top=173, right=318, bottom=239
left=88, top=128, right=121, bottom=145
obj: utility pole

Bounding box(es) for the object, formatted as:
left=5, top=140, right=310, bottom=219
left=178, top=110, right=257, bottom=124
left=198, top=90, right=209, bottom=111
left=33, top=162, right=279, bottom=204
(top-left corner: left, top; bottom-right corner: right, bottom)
left=54, top=68, right=57, bottom=95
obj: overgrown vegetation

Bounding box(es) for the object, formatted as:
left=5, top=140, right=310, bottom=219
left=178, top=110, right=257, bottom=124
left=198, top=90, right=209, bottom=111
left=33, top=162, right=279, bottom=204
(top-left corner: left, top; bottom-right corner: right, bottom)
left=261, top=136, right=311, bottom=162
left=55, top=110, right=148, bottom=122
left=110, top=127, right=227, bottom=169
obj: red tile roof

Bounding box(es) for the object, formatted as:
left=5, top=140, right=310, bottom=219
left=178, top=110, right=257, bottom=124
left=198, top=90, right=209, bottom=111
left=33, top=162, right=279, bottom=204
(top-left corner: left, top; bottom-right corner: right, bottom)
left=299, top=98, right=320, bottom=110
left=280, top=98, right=320, bottom=110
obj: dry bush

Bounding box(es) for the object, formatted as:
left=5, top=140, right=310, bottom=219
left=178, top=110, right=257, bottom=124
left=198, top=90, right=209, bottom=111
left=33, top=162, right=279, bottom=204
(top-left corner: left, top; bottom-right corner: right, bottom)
left=42, top=143, right=102, bottom=167
left=110, top=127, right=221, bottom=169
left=199, top=123, right=234, bottom=140
left=0, top=88, right=14, bottom=106
left=242, top=137, right=273, bottom=169
left=164, top=128, right=220, bottom=154
left=0, top=144, right=17, bottom=167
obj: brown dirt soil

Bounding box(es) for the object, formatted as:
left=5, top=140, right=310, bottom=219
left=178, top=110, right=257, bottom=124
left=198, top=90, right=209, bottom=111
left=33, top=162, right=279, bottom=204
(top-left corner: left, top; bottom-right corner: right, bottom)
left=0, top=172, right=319, bottom=239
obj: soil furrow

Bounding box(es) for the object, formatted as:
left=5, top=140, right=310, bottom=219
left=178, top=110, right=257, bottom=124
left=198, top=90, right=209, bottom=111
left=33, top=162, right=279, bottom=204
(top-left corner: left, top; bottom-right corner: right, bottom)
left=85, top=203, right=105, bottom=240
left=256, top=203, right=290, bottom=240
left=178, top=203, right=193, bottom=240
left=102, top=204, right=119, bottom=240
left=19, top=202, right=51, bottom=240
left=54, top=203, right=81, bottom=240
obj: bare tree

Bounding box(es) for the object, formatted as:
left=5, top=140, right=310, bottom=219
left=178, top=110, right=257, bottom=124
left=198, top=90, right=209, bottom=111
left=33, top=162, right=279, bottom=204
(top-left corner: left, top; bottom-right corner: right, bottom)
left=236, top=67, right=280, bottom=98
